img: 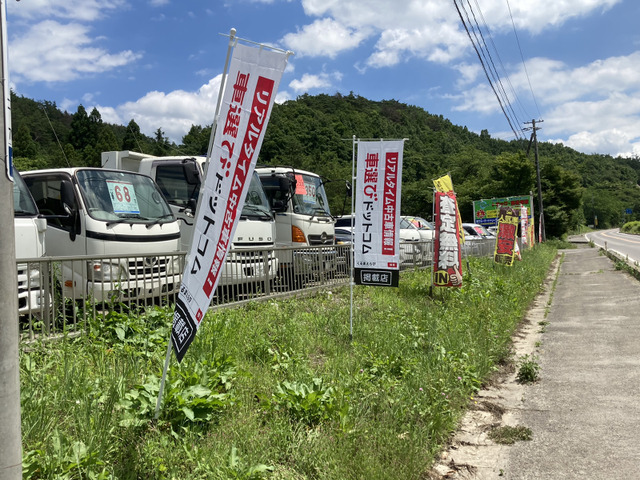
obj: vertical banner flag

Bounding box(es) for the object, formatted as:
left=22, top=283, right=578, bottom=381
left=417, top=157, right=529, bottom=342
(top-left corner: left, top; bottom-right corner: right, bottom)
left=433, top=191, right=463, bottom=287
left=494, top=206, right=519, bottom=266
left=520, top=206, right=530, bottom=250
left=433, top=174, right=464, bottom=244
left=171, top=44, right=288, bottom=362
left=354, top=140, right=404, bottom=287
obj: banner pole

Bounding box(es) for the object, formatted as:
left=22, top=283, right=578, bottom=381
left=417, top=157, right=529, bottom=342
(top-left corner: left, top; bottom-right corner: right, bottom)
left=349, top=135, right=356, bottom=341
left=154, top=335, right=173, bottom=420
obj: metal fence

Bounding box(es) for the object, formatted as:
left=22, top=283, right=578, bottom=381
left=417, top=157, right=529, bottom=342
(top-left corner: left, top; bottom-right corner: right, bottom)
left=17, top=238, right=495, bottom=341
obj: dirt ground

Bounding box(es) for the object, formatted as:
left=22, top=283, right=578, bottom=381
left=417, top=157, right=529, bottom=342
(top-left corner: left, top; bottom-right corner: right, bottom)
left=428, top=254, right=561, bottom=479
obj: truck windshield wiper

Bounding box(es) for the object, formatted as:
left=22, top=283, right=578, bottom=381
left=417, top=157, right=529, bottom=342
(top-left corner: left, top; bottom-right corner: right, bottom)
left=146, top=213, right=175, bottom=229
left=240, top=204, right=272, bottom=219
left=106, top=214, right=151, bottom=228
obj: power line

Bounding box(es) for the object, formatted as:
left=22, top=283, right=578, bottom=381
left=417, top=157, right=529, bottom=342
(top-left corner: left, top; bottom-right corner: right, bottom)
left=453, top=0, right=525, bottom=141
left=506, top=0, right=541, bottom=118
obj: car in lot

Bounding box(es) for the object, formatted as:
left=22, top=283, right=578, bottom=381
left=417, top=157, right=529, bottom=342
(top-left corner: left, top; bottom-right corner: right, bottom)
left=462, top=223, right=494, bottom=240
left=335, top=214, right=424, bottom=266
left=401, top=215, right=435, bottom=241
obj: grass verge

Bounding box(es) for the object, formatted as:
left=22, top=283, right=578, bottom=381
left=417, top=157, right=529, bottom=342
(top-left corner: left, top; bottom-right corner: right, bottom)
left=20, top=244, right=557, bottom=479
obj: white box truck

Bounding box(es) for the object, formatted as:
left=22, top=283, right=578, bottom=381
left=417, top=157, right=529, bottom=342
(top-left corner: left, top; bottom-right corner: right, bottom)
left=22, top=167, right=182, bottom=303
left=255, top=166, right=337, bottom=287
left=101, top=151, right=278, bottom=295
left=13, top=169, right=49, bottom=316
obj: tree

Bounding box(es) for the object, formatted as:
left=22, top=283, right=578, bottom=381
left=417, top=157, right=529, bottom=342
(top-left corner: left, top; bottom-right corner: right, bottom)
left=122, top=119, right=143, bottom=151
left=152, top=127, right=171, bottom=156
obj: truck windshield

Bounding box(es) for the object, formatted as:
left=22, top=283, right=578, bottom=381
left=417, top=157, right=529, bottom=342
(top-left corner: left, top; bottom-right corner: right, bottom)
left=241, top=172, right=273, bottom=220
left=13, top=170, right=39, bottom=216
left=291, top=173, right=331, bottom=217
left=76, top=169, right=174, bottom=224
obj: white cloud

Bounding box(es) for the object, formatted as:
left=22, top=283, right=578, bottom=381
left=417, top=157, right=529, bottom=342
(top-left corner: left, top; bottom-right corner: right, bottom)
left=289, top=71, right=342, bottom=93
left=281, top=18, right=369, bottom=58
left=9, top=20, right=141, bottom=83
left=149, top=0, right=170, bottom=6
left=96, top=75, right=223, bottom=143
left=8, top=0, right=127, bottom=22
left=285, top=0, right=621, bottom=69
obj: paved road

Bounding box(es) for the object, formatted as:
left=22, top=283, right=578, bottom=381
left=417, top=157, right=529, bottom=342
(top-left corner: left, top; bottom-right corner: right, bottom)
left=503, top=242, right=640, bottom=479
left=586, top=228, right=640, bottom=264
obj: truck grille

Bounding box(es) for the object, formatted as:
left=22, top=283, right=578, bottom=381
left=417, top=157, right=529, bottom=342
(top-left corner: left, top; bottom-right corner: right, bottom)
left=307, top=234, right=335, bottom=246
left=128, top=256, right=170, bottom=280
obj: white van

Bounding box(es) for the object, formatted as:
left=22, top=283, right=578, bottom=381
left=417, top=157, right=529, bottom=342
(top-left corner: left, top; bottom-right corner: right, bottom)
left=22, top=167, right=182, bottom=303
left=13, top=169, right=48, bottom=316
left=101, top=151, right=278, bottom=294
left=255, top=166, right=336, bottom=286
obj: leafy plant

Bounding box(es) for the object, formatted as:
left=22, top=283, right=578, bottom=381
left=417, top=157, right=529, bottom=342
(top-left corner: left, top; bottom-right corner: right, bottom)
left=118, top=355, right=236, bottom=429
left=218, top=447, right=274, bottom=480
left=516, top=354, right=540, bottom=384
left=263, top=377, right=345, bottom=427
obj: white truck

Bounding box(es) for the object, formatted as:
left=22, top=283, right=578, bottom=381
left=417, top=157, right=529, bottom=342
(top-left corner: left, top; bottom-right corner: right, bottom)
left=101, top=151, right=278, bottom=295
left=254, top=166, right=337, bottom=287
left=13, top=169, right=48, bottom=317
left=21, top=167, right=182, bottom=303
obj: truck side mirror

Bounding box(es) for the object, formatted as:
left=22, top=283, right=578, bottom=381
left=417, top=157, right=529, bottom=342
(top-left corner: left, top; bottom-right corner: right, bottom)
left=60, top=180, right=79, bottom=241
left=182, top=159, right=201, bottom=185
left=278, top=176, right=292, bottom=193
left=60, top=180, right=76, bottom=217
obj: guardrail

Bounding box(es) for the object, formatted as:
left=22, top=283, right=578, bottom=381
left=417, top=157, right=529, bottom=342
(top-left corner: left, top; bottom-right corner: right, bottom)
left=17, top=238, right=495, bottom=341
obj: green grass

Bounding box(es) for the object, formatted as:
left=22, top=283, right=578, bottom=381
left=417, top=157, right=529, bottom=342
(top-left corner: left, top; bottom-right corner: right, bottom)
left=488, top=425, right=533, bottom=445
left=20, top=244, right=557, bottom=479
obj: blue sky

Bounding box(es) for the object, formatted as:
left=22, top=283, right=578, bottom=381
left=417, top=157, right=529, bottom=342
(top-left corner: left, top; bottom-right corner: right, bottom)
left=6, top=0, right=640, bottom=158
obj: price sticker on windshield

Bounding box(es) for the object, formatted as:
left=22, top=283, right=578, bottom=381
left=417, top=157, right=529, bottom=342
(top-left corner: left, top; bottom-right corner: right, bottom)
left=106, top=180, right=140, bottom=214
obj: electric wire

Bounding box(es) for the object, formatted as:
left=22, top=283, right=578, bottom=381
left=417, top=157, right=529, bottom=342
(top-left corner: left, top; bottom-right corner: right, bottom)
left=453, top=0, right=523, bottom=140
left=471, top=0, right=530, bottom=127
left=506, top=0, right=541, bottom=118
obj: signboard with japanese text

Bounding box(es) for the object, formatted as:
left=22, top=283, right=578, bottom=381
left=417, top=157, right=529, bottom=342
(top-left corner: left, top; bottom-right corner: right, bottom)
left=171, top=43, right=288, bottom=362
left=106, top=180, right=140, bottom=214
left=473, top=195, right=534, bottom=228
left=353, top=140, right=405, bottom=287
left=494, top=206, right=519, bottom=266
left=433, top=173, right=464, bottom=244
left=433, top=191, right=463, bottom=287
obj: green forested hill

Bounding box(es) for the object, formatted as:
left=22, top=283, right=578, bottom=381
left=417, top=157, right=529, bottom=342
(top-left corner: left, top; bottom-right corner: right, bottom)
left=11, top=91, right=640, bottom=238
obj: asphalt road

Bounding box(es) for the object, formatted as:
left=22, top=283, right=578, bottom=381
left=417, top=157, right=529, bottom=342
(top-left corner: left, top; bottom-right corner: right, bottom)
left=586, top=228, right=640, bottom=264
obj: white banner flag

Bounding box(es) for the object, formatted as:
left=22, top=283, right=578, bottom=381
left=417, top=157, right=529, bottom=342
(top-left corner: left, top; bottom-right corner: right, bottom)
left=354, top=140, right=404, bottom=287
left=172, top=43, right=288, bottom=362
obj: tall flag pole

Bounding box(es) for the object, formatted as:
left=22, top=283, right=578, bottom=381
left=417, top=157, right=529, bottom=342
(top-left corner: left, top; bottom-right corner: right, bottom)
left=155, top=32, right=291, bottom=419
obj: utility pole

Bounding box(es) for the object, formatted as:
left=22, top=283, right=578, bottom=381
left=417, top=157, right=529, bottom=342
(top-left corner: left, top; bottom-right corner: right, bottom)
left=0, top=0, right=23, bottom=477
left=525, top=119, right=545, bottom=242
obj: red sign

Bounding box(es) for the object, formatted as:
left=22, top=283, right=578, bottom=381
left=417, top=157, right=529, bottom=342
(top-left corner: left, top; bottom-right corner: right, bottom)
left=433, top=191, right=462, bottom=287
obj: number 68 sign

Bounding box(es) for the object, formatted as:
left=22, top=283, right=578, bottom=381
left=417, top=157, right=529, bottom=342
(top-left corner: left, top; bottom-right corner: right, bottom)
left=106, top=180, right=140, bottom=214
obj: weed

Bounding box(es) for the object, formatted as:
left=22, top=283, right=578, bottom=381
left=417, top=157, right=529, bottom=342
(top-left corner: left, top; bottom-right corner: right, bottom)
left=488, top=425, right=533, bottom=444
left=516, top=354, right=540, bottom=384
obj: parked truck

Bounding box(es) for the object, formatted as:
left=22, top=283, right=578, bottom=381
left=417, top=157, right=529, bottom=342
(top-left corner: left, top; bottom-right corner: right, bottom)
left=254, top=166, right=337, bottom=287
left=101, top=151, right=278, bottom=296
left=13, top=169, right=49, bottom=317
left=22, top=167, right=182, bottom=303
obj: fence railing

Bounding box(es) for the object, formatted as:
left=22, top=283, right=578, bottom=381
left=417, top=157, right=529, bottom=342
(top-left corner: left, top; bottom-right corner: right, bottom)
left=17, top=239, right=495, bottom=341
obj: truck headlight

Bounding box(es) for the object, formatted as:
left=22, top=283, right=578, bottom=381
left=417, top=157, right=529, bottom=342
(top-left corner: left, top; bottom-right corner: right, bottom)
left=167, top=255, right=183, bottom=275
left=88, top=260, right=127, bottom=282
left=27, top=265, right=41, bottom=289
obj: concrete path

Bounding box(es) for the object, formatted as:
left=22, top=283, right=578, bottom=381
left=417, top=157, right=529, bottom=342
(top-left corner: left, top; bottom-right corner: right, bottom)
left=504, top=244, right=640, bottom=479
left=430, top=242, right=640, bottom=479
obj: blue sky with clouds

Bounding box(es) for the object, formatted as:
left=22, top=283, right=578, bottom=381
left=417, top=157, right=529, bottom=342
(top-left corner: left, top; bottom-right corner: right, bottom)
left=6, top=0, right=640, bottom=157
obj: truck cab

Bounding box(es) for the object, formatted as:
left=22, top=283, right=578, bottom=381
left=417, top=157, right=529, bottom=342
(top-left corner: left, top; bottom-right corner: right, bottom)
left=22, top=167, right=182, bottom=303
left=255, top=166, right=336, bottom=286
left=13, top=169, right=48, bottom=316
left=101, top=151, right=278, bottom=294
